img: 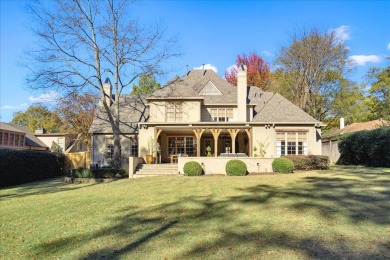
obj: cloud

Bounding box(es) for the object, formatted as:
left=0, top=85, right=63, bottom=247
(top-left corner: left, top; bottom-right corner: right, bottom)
left=193, top=64, right=218, bottom=73
left=332, top=25, right=351, bottom=42
left=262, top=50, right=274, bottom=57
left=387, top=43, right=390, bottom=50
left=350, top=55, right=381, bottom=66
left=29, top=91, right=62, bottom=104
left=0, top=103, right=28, bottom=110
left=225, top=64, right=238, bottom=73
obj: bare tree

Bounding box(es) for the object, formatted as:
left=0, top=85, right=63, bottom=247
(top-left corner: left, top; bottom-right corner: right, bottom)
left=274, top=28, right=353, bottom=121
left=26, top=0, right=178, bottom=168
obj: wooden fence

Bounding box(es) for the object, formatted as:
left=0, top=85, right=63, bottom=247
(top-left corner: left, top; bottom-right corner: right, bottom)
left=64, top=152, right=91, bottom=173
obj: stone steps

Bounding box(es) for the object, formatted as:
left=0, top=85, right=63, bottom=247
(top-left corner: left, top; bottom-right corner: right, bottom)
left=134, top=163, right=180, bottom=177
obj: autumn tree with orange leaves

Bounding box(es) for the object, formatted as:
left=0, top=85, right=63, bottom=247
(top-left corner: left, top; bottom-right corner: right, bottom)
left=225, top=52, right=271, bottom=90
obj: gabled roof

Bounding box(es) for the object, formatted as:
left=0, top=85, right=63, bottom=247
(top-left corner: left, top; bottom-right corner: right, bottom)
left=322, top=119, right=389, bottom=139
left=148, top=69, right=238, bottom=104
left=0, top=122, right=25, bottom=133
left=251, top=92, right=320, bottom=123
left=4, top=123, right=48, bottom=148
left=89, top=94, right=148, bottom=134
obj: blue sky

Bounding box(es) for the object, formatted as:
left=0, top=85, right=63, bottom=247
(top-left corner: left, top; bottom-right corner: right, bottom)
left=1, top=0, right=389, bottom=123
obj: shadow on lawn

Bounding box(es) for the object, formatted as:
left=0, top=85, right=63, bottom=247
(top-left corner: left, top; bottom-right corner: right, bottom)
left=34, top=170, right=390, bottom=259
left=0, top=177, right=99, bottom=200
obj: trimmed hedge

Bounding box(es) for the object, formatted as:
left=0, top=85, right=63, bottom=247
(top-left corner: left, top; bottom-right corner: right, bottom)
left=337, top=127, right=390, bottom=167
left=0, top=149, right=63, bottom=187
left=286, top=155, right=329, bottom=170
left=226, top=160, right=247, bottom=176
left=183, top=161, right=203, bottom=176
left=272, top=157, right=294, bottom=173
left=72, top=168, right=127, bottom=179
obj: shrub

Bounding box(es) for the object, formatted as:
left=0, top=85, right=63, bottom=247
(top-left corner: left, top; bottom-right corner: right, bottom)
left=0, top=149, right=62, bottom=187
left=226, top=160, right=247, bottom=176
left=337, top=127, right=390, bottom=167
left=272, top=157, right=294, bottom=173
left=286, top=155, right=329, bottom=170
left=183, top=161, right=203, bottom=176
left=91, top=168, right=118, bottom=178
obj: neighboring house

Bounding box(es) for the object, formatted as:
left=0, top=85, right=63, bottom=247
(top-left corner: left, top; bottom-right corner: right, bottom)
left=322, top=118, right=389, bottom=164
left=35, top=128, right=77, bottom=153
left=0, top=122, right=48, bottom=151
left=90, top=65, right=323, bottom=167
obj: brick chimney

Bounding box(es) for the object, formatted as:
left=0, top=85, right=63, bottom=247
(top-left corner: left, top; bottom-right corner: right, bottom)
left=237, top=63, right=247, bottom=122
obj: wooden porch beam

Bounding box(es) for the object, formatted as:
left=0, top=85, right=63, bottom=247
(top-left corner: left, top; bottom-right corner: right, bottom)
left=193, top=129, right=205, bottom=157
left=210, top=128, right=222, bottom=157
left=227, top=129, right=240, bottom=154
left=244, top=128, right=252, bottom=157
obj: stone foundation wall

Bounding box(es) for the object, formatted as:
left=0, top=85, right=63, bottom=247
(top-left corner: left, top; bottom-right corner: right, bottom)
left=178, top=157, right=275, bottom=175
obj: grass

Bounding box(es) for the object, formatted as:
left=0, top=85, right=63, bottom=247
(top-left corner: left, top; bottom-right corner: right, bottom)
left=1, top=166, right=389, bottom=259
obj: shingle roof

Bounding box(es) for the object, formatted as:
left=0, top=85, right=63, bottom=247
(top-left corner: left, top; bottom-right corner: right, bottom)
left=148, top=69, right=238, bottom=104
left=89, top=94, right=148, bottom=134
left=0, top=122, right=25, bottom=133
left=6, top=123, right=48, bottom=148
left=251, top=93, right=319, bottom=123
left=90, top=69, right=321, bottom=132
left=322, top=119, right=389, bottom=139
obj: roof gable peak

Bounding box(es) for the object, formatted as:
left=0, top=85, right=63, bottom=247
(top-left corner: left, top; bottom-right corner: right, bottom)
left=198, top=80, right=222, bottom=96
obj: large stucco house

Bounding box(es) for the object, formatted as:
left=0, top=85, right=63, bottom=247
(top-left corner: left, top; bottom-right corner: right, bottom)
left=90, top=65, right=323, bottom=173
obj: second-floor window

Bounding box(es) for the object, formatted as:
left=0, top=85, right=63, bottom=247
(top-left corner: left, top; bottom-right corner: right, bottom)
left=210, top=108, right=234, bottom=122
left=167, top=102, right=183, bottom=122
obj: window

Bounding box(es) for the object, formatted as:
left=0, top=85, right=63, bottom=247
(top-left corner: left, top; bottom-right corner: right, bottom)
left=0, top=132, right=2, bottom=145
left=209, top=108, right=235, bottom=122
left=10, top=134, right=14, bottom=146
left=131, top=139, right=138, bottom=157
left=167, top=102, right=183, bottom=122
left=58, top=137, right=65, bottom=152
left=276, top=132, right=308, bottom=156
left=15, top=135, right=19, bottom=146
left=105, top=137, right=114, bottom=158
left=19, top=135, right=24, bottom=146
left=3, top=133, right=8, bottom=145
left=168, top=136, right=195, bottom=156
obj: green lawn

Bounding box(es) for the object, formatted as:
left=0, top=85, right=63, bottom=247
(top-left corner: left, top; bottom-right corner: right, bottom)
left=1, top=166, right=389, bottom=259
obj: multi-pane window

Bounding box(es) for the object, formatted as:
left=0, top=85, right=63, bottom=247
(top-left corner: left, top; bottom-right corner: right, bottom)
left=10, top=134, right=14, bottom=146
left=276, top=132, right=308, bottom=156
left=3, top=133, right=8, bottom=145
left=210, top=108, right=235, bottom=122
left=0, top=132, right=3, bottom=145
left=131, top=139, right=138, bottom=157
left=19, top=135, right=24, bottom=146
left=168, top=136, right=195, bottom=156
left=105, top=137, right=114, bottom=158
left=58, top=137, right=65, bottom=152
left=166, top=102, right=183, bottom=122
left=15, top=135, right=19, bottom=146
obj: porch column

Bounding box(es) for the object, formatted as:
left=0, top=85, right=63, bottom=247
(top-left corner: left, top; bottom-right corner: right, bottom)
left=154, top=128, right=162, bottom=163
left=210, top=128, right=222, bottom=157
left=244, top=128, right=252, bottom=157
left=193, top=129, right=205, bottom=157
left=227, top=129, right=240, bottom=154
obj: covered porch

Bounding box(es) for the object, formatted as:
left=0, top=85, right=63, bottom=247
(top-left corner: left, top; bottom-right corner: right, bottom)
left=139, top=123, right=253, bottom=163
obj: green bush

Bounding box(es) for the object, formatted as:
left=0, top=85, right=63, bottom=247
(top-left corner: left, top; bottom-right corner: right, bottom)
left=338, top=127, right=390, bottom=167
left=272, top=157, right=294, bottom=173
left=225, top=160, right=247, bottom=176
left=183, top=161, right=203, bottom=176
left=90, top=168, right=118, bottom=178
left=0, top=149, right=63, bottom=187
left=286, top=155, right=329, bottom=170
